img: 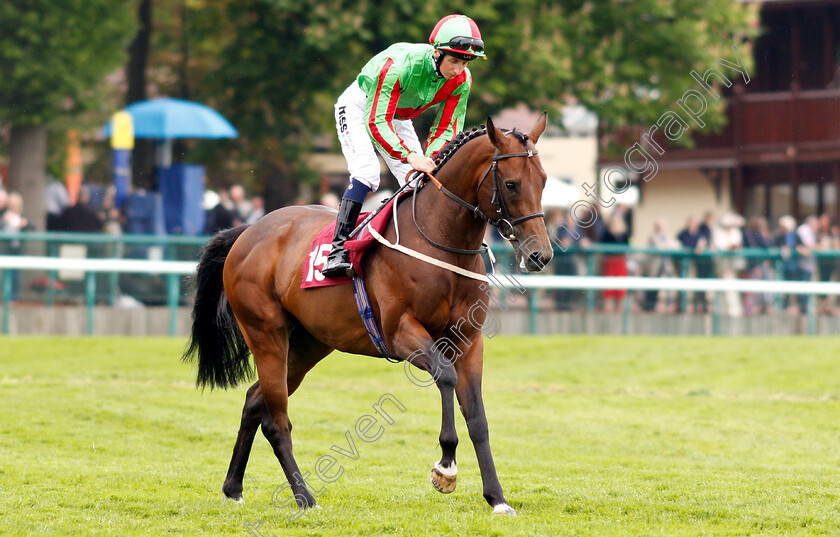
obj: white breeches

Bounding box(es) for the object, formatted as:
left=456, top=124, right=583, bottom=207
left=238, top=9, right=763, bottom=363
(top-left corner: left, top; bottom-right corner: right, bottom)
left=334, top=82, right=423, bottom=192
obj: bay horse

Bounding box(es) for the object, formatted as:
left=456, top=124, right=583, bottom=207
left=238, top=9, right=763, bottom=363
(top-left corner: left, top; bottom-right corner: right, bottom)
left=182, top=114, right=553, bottom=516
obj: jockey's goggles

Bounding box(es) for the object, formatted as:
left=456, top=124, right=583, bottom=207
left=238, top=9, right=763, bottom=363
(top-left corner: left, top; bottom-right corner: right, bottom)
left=439, top=36, right=484, bottom=54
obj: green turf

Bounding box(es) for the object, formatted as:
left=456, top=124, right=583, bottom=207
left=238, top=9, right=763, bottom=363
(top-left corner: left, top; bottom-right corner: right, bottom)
left=1, top=336, right=839, bottom=536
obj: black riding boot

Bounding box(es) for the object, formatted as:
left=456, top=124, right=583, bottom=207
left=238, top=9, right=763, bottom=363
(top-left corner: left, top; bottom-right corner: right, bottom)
left=321, top=197, right=364, bottom=278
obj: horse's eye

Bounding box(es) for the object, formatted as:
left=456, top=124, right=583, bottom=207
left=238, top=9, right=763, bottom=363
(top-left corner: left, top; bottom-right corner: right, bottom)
left=505, top=181, right=519, bottom=193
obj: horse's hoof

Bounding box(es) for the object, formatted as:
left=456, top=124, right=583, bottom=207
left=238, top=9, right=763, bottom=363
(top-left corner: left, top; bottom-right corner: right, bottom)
left=492, top=503, right=517, bottom=516
left=222, top=482, right=244, bottom=503
left=430, top=461, right=457, bottom=494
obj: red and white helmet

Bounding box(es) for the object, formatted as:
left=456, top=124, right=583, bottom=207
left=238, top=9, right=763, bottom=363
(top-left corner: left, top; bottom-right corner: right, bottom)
left=429, top=14, right=485, bottom=60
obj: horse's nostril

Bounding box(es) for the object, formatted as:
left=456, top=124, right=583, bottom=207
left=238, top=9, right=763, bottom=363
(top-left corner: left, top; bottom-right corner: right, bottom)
left=527, top=251, right=547, bottom=270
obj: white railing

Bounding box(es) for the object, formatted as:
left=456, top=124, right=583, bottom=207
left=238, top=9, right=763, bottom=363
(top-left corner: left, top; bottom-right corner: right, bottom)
left=0, top=256, right=196, bottom=335
left=513, top=275, right=840, bottom=294
left=510, top=275, right=840, bottom=335
left=0, top=255, right=197, bottom=274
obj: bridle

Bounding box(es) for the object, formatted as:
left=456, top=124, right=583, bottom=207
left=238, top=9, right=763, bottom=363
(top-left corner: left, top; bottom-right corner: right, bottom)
left=412, top=144, right=544, bottom=256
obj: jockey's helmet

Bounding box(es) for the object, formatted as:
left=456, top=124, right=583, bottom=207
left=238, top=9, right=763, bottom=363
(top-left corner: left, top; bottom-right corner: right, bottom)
left=429, top=15, right=485, bottom=60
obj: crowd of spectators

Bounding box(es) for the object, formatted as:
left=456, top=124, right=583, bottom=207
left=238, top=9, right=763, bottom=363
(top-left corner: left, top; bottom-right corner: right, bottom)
left=203, top=184, right=265, bottom=234
left=0, top=179, right=268, bottom=239
left=0, top=180, right=267, bottom=301
left=548, top=207, right=840, bottom=316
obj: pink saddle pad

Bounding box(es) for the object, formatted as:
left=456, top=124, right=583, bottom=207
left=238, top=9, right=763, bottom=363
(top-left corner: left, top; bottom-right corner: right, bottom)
left=300, top=193, right=406, bottom=289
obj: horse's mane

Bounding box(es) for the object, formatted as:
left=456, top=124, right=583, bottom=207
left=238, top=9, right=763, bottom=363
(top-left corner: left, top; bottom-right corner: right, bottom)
left=432, top=125, right=530, bottom=173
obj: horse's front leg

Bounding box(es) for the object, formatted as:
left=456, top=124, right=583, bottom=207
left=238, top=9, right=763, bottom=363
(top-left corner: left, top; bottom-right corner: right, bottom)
left=393, top=315, right=459, bottom=494
left=454, top=338, right=515, bottom=515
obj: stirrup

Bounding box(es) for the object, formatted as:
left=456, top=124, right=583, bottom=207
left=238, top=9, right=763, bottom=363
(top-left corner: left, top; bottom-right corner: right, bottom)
left=322, top=251, right=353, bottom=278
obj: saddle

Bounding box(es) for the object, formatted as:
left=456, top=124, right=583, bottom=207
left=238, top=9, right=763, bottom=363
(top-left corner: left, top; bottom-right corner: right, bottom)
left=300, top=192, right=409, bottom=289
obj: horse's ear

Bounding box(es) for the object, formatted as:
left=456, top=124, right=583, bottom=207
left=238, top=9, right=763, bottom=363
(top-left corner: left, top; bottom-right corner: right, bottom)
left=486, top=116, right=505, bottom=149
left=528, top=111, right=548, bottom=144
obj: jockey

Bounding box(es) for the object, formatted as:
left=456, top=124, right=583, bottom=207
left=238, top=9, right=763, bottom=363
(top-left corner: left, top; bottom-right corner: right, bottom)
left=321, top=14, right=485, bottom=278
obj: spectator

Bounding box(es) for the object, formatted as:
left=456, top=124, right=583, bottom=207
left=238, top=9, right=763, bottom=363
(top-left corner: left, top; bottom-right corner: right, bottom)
left=579, top=202, right=605, bottom=243
left=99, top=187, right=124, bottom=259
left=229, top=184, right=252, bottom=225
left=694, top=211, right=717, bottom=312
left=60, top=186, right=103, bottom=232
left=828, top=222, right=840, bottom=314
left=45, top=177, right=70, bottom=231
left=0, top=189, right=8, bottom=221
left=600, top=211, right=630, bottom=312
left=796, top=215, right=819, bottom=314
left=776, top=215, right=800, bottom=314
left=100, top=186, right=123, bottom=236
left=2, top=192, right=28, bottom=234
left=245, top=196, right=265, bottom=225
left=550, top=209, right=588, bottom=311
left=204, top=188, right=235, bottom=234
left=2, top=192, right=29, bottom=302
left=677, top=216, right=704, bottom=312
left=320, top=192, right=341, bottom=210
left=816, top=213, right=837, bottom=314
left=612, top=204, right=634, bottom=242
left=742, top=216, right=774, bottom=315
left=641, top=218, right=677, bottom=312
left=713, top=212, right=745, bottom=316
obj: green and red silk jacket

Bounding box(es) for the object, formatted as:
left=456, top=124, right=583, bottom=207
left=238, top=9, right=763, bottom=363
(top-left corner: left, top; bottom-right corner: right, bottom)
left=357, top=42, right=471, bottom=163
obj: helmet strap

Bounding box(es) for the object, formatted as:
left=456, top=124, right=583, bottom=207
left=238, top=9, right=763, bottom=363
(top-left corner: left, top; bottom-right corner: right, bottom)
left=433, top=50, right=445, bottom=78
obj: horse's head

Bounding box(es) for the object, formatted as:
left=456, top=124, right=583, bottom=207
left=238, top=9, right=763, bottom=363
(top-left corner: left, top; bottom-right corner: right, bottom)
left=478, top=113, right=553, bottom=273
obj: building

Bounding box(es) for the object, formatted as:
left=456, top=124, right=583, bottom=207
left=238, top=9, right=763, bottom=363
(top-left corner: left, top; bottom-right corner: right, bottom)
left=598, top=0, right=840, bottom=237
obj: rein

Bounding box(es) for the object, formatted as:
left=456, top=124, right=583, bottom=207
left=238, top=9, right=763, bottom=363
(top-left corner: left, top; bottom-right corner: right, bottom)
left=412, top=144, right=544, bottom=255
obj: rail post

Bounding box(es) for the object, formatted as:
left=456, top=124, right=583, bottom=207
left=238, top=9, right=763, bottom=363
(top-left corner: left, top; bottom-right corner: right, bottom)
left=2, top=269, right=10, bottom=334
left=85, top=271, right=96, bottom=335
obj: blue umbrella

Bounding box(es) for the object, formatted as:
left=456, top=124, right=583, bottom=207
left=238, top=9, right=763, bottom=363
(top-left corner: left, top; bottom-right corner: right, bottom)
left=103, top=97, right=238, bottom=139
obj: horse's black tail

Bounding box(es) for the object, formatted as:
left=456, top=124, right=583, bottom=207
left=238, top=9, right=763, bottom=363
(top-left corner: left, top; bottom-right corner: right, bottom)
left=181, top=225, right=253, bottom=390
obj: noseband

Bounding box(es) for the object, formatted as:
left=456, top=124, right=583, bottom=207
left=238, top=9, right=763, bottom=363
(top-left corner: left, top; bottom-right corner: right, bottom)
left=413, top=146, right=544, bottom=255
left=479, top=148, right=546, bottom=240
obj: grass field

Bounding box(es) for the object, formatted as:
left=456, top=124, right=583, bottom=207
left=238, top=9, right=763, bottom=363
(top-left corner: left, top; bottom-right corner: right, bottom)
left=1, top=336, right=839, bottom=536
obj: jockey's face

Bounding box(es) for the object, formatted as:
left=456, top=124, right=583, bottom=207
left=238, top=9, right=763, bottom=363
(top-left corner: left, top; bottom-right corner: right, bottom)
left=435, top=51, right=470, bottom=80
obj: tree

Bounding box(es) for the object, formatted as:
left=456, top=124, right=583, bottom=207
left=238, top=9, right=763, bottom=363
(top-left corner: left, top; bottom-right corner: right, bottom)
left=127, top=0, right=156, bottom=187
left=136, top=1, right=757, bottom=203
left=0, top=1, right=135, bottom=229
left=460, top=1, right=757, bottom=132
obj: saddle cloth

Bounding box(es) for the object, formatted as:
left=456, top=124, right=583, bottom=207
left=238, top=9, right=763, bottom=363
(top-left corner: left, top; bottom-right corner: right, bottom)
left=300, top=193, right=407, bottom=289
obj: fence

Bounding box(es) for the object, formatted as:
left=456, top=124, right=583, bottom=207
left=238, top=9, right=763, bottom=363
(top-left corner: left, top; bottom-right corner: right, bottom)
left=3, top=254, right=840, bottom=336
left=0, top=255, right=194, bottom=336
left=3, top=231, right=840, bottom=336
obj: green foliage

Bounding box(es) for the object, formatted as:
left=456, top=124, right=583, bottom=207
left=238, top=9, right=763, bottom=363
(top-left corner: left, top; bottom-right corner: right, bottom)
left=560, top=0, right=757, bottom=131
left=0, top=1, right=136, bottom=126
left=1, top=336, right=840, bottom=536
left=171, top=0, right=755, bottom=173
left=463, top=0, right=758, bottom=131
left=193, top=0, right=444, bottom=169
left=0, top=1, right=758, bottom=193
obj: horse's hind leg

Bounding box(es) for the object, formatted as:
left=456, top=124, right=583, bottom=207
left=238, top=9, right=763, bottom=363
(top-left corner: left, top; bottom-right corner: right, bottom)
left=247, top=324, right=317, bottom=507
left=222, top=327, right=333, bottom=503
left=222, top=381, right=262, bottom=502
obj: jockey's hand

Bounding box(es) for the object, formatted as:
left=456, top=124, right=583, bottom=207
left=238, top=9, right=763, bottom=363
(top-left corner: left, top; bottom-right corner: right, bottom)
left=406, top=152, right=436, bottom=174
